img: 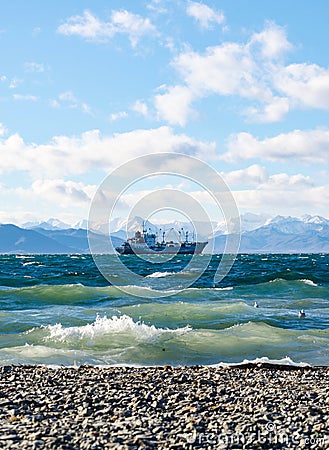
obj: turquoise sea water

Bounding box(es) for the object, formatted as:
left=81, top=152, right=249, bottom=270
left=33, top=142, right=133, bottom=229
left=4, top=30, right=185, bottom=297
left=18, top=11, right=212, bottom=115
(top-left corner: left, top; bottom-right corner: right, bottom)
left=0, top=254, right=328, bottom=367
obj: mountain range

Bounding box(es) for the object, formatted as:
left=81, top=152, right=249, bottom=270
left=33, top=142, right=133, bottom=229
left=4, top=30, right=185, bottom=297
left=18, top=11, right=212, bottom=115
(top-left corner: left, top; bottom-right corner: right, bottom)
left=0, top=213, right=329, bottom=253
left=212, top=214, right=329, bottom=253
left=0, top=224, right=123, bottom=254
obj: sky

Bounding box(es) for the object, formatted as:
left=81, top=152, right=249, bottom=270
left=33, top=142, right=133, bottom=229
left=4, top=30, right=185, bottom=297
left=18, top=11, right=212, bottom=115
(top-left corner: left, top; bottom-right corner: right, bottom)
left=1, top=0, right=329, bottom=226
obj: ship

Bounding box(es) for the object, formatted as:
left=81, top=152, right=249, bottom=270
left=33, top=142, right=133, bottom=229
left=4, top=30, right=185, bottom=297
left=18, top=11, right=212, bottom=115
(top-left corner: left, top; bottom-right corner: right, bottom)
left=115, top=225, right=208, bottom=255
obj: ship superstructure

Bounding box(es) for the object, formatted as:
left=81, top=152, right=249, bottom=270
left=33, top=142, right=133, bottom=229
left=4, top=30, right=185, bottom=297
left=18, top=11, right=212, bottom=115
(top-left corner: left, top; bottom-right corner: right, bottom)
left=115, top=224, right=207, bottom=255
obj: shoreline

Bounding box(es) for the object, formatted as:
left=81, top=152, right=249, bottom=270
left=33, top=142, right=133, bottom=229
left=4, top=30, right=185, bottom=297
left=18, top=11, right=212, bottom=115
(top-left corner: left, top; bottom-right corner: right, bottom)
left=1, top=364, right=328, bottom=449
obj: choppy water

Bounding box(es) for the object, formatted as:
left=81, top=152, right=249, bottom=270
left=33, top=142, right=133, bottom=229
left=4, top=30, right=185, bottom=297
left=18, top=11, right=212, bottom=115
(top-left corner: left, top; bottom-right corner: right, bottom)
left=0, top=254, right=329, bottom=367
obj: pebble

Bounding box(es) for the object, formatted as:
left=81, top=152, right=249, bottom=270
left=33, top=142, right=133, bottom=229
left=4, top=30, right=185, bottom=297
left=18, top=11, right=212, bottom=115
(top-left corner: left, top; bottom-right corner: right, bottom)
left=0, top=365, right=328, bottom=448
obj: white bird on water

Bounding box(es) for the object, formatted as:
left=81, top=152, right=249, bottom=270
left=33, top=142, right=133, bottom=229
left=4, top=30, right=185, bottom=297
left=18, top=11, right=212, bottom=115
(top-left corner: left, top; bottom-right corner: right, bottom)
left=299, top=309, right=306, bottom=318
left=254, top=301, right=259, bottom=308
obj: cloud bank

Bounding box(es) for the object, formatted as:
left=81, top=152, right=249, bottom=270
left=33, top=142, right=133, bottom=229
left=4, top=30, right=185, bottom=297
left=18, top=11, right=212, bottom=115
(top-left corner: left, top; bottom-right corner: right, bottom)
left=57, top=9, right=157, bottom=47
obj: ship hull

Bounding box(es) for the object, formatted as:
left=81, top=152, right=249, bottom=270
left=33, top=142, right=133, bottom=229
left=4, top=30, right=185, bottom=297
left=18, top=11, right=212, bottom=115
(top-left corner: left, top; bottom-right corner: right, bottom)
left=115, top=242, right=207, bottom=255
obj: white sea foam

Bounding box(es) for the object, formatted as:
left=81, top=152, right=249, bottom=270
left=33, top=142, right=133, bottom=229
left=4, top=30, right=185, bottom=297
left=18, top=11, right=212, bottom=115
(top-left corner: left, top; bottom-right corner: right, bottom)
left=43, top=314, right=191, bottom=343
left=22, top=261, right=44, bottom=267
left=15, top=255, right=34, bottom=259
left=300, top=279, right=318, bottom=287
left=214, top=286, right=233, bottom=291
left=211, top=356, right=310, bottom=368
left=183, top=286, right=233, bottom=291
left=146, top=271, right=175, bottom=278
left=269, top=278, right=285, bottom=283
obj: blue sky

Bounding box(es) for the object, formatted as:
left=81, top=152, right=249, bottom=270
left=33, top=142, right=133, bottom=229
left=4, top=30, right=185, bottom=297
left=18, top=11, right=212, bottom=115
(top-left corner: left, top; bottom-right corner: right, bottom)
left=1, top=0, right=329, bottom=225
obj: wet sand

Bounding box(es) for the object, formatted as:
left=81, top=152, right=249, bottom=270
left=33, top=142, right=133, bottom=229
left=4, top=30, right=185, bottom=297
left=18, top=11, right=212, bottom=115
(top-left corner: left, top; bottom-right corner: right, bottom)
left=0, top=364, right=329, bottom=449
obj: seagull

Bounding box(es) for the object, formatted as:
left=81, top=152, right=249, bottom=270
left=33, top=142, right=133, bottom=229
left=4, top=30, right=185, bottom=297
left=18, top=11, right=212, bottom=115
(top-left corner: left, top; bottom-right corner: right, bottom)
left=254, top=301, right=259, bottom=308
left=299, top=309, right=306, bottom=318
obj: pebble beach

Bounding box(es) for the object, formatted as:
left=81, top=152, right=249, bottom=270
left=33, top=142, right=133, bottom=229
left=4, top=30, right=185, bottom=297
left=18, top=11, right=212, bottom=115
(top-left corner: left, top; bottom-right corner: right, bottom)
left=0, top=364, right=329, bottom=449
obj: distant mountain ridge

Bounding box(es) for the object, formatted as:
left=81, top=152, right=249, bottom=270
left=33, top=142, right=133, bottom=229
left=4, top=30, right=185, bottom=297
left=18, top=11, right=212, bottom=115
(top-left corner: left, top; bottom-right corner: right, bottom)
left=213, top=215, right=329, bottom=253
left=0, top=224, right=123, bottom=254
left=1, top=213, right=329, bottom=253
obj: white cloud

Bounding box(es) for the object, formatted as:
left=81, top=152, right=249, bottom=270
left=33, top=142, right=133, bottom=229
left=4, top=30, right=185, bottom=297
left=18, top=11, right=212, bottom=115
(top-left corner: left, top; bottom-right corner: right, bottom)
left=9, top=77, right=22, bottom=89
left=245, top=97, right=290, bottom=123
left=109, top=111, right=128, bottom=121
left=49, top=99, right=60, bottom=108
left=233, top=184, right=329, bottom=217
left=59, top=91, right=77, bottom=103
left=221, top=165, right=313, bottom=191
left=57, top=10, right=111, bottom=41
left=173, top=42, right=253, bottom=96
left=132, top=100, right=148, bottom=117
left=105, top=170, right=321, bottom=222
left=155, top=85, right=196, bottom=126
left=153, top=21, right=329, bottom=125
left=50, top=90, right=91, bottom=114
left=221, top=165, right=268, bottom=187
left=0, top=123, right=8, bottom=136
left=154, top=23, right=282, bottom=125
left=0, top=126, right=215, bottom=178
left=0, top=75, right=7, bottom=82
left=0, top=179, right=96, bottom=226
left=81, top=103, right=91, bottom=114
left=147, top=0, right=168, bottom=15
left=32, top=27, right=41, bottom=36
left=111, top=10, right=156, bottom=47
left=265, top=173, right=313, bottom=189
left=223, top=129, right=329, bottom=163
left=13, top=94, right=38, bottom=101
left=57, top=9, right=156, bottom=47
left=30, top=179, right=95, bottom=207
left=249, top=20, right=292, bottom=59
left=209, top=165, right=320, bottom=218
left=24, top=62, right=45, bottom=73
left=186, top=1, right=225, bottom=29
left=0, top=170, right=324, bottom=225
left=274, top=63, right=329, bottom=109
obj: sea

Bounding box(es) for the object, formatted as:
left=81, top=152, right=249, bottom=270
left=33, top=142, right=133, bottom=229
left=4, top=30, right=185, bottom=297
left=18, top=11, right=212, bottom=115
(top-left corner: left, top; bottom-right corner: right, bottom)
left=0, top=253, right=329, bottom=367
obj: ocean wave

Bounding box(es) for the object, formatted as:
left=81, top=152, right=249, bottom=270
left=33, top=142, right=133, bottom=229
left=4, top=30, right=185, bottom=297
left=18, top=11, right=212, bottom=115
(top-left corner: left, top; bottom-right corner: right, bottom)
left=146, top=271, right=175, bottom=278
left=2, top=280, right=327, bottom=310
left=0, top=344, right=98, bottom=366
left=15, top=255, right=34, bottom=259
left=43, top=314, right=192, bottom=344
left=0, top=346, right=312, bottom=368
left=300, top=279, right=318, bottom=287
left=211, top=356, right=310, bottom=368
left=2, top=320, right=329, bottom=367
left=22, top=261, right=44, bottom=266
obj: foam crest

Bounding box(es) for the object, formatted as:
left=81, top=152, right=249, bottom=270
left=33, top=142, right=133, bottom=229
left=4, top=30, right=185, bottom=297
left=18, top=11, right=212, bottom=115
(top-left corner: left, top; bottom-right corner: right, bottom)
left=146, top=271, right=175, bottom=278
left=22, top=261, right=44, bottom=266
left=212, top=356, right=310, bottom=368
left=44, top=314, right=191, bottom=343
left=300, top=279, right=318, bottom=287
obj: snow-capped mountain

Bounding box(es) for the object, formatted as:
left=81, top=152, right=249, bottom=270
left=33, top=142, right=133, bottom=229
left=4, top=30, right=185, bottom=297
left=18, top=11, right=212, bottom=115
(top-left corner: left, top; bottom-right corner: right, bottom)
left=7, top=213, right=329, bottom=253
left=73, top=219, right=88, bottom=230
left=212, top=214, right=329, bottom=253
left=23, top=218, right=71, bottom=230
left=263, top=215, right=329, bottom=235
left=301, top=214, right=329, bottom=227
left=109, top=216, right=153, bottom=234
left=214, top=213, right=270, bottom=235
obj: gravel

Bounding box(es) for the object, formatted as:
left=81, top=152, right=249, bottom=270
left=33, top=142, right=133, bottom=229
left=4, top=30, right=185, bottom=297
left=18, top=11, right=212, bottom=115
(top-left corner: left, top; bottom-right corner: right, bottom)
left=0, top=364, right=328, bottom=449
